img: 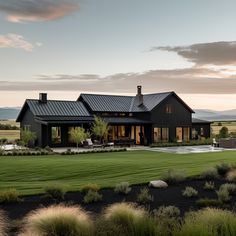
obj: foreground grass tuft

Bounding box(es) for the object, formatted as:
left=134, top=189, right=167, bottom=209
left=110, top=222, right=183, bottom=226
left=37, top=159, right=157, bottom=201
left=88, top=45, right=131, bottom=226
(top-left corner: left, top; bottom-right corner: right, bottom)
left=0, top=210, right=7, bottom=236
left=19, top=205, right=93, bottom=236
left=176, top=208, right=236, bottom=236
left=102, top=202, right=157, bottom=236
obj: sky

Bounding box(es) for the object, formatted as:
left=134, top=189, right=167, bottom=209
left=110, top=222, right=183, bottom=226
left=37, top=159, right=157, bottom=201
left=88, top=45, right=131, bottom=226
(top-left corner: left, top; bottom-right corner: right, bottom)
left=0, top=0, right=236, bottom=110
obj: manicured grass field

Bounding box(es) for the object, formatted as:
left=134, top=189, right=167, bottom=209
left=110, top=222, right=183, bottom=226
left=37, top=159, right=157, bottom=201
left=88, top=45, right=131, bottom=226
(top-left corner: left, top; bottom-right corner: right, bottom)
left=0, top=150, right=236, bottom=195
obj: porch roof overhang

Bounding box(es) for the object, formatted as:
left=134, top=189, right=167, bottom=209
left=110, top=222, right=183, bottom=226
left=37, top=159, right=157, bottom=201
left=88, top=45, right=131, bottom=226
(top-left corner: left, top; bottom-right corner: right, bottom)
left=35, top=116, right=94, bottom=125
left=103, top=117, right=152, bottom=124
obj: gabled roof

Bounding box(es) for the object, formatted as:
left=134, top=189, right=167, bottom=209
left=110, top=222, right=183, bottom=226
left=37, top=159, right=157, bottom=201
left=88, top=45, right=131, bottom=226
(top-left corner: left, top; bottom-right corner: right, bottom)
left=16, top=99, right=91, bottom=122
left=78, top=92, right=194, bottom=113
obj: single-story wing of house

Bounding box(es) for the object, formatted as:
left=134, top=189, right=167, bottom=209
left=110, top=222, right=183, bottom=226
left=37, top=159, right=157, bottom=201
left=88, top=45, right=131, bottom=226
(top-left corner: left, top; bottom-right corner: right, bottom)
left=16, top=86, right=211, bottom=147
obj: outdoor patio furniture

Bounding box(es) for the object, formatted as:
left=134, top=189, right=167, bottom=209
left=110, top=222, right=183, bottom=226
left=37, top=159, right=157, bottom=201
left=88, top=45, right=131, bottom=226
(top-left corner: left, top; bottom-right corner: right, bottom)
left=83, top=139, right=94, bottom=148
left=114, top=138, right=135, bottom=147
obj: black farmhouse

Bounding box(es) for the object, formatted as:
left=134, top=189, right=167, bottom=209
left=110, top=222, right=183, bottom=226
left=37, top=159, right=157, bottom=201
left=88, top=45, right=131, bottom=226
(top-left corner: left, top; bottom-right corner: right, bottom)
left=16, top=86, right=211, bottom=147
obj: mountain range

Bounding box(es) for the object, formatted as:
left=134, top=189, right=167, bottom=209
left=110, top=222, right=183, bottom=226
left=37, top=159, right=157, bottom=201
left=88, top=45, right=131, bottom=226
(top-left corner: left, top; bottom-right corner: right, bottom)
left=0, top=107, right=235, bottom=121
left=193, top=109, right=236, bottom=121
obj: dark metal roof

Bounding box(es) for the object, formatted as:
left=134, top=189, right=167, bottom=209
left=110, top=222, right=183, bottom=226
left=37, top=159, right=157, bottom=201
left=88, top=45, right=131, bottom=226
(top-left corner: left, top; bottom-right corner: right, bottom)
left=192, top=118, right=212, bottom=124
left=103, top=117, right=152, bottom=124
left=27, top=99, right=90, bottom=116
left=79, top=92, right=174, bottom=112
left=79, top=92, right=194, bottom=113
left=16, top=99, right=91, bottom=122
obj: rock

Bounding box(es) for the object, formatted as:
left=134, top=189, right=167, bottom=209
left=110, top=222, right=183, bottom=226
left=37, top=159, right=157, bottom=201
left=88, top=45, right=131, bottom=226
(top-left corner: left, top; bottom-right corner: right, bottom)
left=149, top=180, right=168, bottom=188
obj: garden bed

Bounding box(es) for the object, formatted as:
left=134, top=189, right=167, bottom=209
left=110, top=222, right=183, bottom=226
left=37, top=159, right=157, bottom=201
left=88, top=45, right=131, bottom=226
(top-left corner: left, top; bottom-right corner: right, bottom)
left=1, top=178, right=235, bottom=235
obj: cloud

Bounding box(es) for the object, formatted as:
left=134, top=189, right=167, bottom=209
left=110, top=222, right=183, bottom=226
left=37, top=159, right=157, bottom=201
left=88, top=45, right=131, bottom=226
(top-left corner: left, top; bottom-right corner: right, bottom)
left=0, top=0, right=79, bottom=22
left=1, top=67, right=236, bottom=94
left=0, top=33, right=41, bottom=51
left=152, top=41, right=236, bottom=66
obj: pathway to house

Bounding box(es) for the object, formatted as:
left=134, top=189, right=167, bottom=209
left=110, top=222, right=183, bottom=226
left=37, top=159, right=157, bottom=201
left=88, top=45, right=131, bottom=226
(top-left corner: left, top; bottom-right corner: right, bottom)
left=129, top=145, right=236, bottom=154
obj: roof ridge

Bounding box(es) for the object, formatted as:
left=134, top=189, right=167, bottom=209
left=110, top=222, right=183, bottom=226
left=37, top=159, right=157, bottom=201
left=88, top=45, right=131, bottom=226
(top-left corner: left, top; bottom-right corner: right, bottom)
left=27, top=99, right=80, bottom=103
left=81, top=93, right=134, bottom=98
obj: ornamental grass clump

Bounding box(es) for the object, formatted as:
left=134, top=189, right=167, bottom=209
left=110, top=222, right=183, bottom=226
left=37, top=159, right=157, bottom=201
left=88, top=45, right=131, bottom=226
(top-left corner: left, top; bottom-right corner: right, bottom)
left=176, top=208, right=236, bottom=236
left=19, top=205, right=93, bottom=236
left=217, top=186, right=231, bottom=203
left=182, top=187, right=198, bottom=198
left=0, top=188, right=20, bottom=204
left=81, top=183, right=100, bottom=194
left=137, top=187, right=153, bottom=204
left=203, top=181, right=215, bottom=190
left=83, top=190, right=102, bottom=204
left=102, top=202, right=157, bottom=236
left=161, top=169, right=186, bottom=184
left=0, top=210, right=7, bottom=236
left=114, top=182, right=131, bottom=194
left=201, top=167, right=219, bottom=180
left=154, top=206, right=181, bottom=235
left=43, top=183, right=67, bottom=200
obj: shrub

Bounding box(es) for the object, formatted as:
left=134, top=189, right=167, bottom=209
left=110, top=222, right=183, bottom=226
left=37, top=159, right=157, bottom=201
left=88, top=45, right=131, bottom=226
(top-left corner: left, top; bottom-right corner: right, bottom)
left=196, top=198, right=222, bottom=207
left=217, top=187, right=231, bottom=203
left=137, top=188, right=153, bottom=204
left=176, top=208, right=236, bottom=236
left=0, top=210, right=7, bottom=236
left=216, top=162, right=231, bottom=176
left=19, top=205, right=93, bottom=236
left=43, top=183, right=66, bottom=200
left=201, top=167, right=219, bottom=180
left=182, top=187, right=198, bottom=198
left=0, top=188, right=20, bottom=203
left=114, top=182, right=131, bottom=195
left=102, top=202, right=157, bottom=236
left=161, top=169, right=186, bottom=184
left=220, top=183, right=236, bottom=195
left=203, top=181, right=215, bottom=190
left=83, top=190, right=102, bottom=204
left=81, top=183, right=100, bottom=193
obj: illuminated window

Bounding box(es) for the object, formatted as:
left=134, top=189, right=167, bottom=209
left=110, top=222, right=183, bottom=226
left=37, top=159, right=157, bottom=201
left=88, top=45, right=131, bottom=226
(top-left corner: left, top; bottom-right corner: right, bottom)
left=183, top=127, right=190, bottom=141
left=166, top=104, right=172, bottom=114
left=51, top=127, right=61, bottom=144
left=200, top=127, right=204, bottom=136
left=153, top=127, right=161, bottom=143
left=162, top=128, right=169, bottom=141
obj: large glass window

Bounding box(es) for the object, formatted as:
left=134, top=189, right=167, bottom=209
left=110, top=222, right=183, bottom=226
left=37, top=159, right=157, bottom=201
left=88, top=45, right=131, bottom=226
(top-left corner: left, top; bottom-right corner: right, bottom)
left=176, top=127, right=183, bottom=142
left=118, top=126, right=125, bottom=138
left=51, top=127, right=61, bottom=144
left=162, top=128, right=169, bottom=141
left=183, top=127, right=190, bottom=141
left=153, top=127, right=161, bottom=143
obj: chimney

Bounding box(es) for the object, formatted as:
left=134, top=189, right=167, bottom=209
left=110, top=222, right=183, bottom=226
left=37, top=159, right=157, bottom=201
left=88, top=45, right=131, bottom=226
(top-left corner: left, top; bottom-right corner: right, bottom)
left=39, top=93, right=47, bottom=103
left=136, top=85, right=143, bottom=106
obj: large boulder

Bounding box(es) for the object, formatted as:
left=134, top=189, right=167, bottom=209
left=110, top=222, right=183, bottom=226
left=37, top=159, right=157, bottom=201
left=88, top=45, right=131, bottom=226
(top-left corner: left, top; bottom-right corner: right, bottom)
left=149, top=180, right=168, bottom=188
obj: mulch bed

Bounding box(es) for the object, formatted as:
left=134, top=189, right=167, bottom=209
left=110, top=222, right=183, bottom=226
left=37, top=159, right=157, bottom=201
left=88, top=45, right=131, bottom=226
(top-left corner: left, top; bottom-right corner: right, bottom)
left=1, top=178, right=235, bottom=235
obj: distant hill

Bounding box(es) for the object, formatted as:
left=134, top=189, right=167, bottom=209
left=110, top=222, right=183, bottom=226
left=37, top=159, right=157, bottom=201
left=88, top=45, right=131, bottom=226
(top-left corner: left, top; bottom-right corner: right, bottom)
left=0, top=107, right=235, bottom=122
left=0, top=107, right=20, bottom=120
left=193, top=109, right=236, bottom=121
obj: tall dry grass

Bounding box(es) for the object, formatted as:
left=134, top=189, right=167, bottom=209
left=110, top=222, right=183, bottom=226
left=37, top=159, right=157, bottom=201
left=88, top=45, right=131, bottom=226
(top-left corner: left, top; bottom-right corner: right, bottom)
left=0, top=210, right=7, bottom=236
left=176, top=208, right=236, bottom=236
left=19, top=204, right=93, bottom=236
left=98, top=202, right=157, bottom=236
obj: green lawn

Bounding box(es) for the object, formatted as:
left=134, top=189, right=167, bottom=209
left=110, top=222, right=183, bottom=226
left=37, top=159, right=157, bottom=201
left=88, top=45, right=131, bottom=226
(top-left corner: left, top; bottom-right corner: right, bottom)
left=1, top=150, right=236, bottom=195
